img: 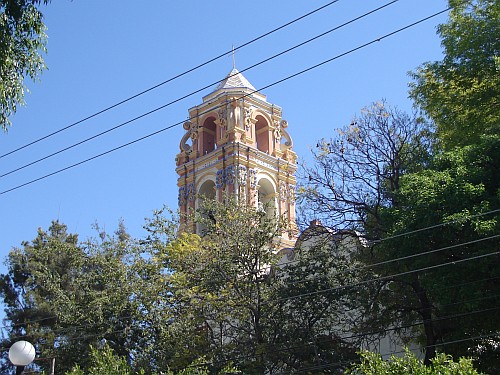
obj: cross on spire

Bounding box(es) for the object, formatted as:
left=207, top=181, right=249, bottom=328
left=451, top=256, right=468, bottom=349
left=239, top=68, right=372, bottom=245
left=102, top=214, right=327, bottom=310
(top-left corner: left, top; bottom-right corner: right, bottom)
left=232, top=45, right=236, bottom=69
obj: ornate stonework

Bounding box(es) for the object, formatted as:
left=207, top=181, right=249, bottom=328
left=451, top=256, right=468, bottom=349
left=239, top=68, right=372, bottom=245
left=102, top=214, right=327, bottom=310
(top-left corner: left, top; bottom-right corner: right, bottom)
left=175, top=68, right=298, bottom=246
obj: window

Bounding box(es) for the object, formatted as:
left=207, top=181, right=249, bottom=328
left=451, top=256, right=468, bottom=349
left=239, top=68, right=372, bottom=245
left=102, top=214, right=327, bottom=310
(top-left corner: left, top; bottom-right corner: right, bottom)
left=257, top=178, right=276, bottom=219
left=255, top=115, right=269, bottom=153
left=201, top=117, right=216, bottom=154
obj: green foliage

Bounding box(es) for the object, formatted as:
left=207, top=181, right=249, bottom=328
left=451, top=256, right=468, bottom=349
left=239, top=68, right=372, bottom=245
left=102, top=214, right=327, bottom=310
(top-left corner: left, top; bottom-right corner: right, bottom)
left=409, top=0, right=499, bottom=149
left=348, top=349, right=486, bottom=375
left=301, top=2, right=500, bottom=371
left=274, top=229, right=363, bottom=373
left=2, top=203, right=302, bottom=374
left=374, top=134, right=500, bottom=368
left=164, top=357, right=240, bottom=375
left=145, top=196, right=358, bottom=374
left=301, top=110, right=499, bottom=367
left=0, top=220, right=170, bottom=374
left=65, top=347, right=239, bottom=375
left=66, top=344, right=137, bottom=375
left=148, top=196, right=286, bottom=373
left=0, top=0, right=49, bottom=130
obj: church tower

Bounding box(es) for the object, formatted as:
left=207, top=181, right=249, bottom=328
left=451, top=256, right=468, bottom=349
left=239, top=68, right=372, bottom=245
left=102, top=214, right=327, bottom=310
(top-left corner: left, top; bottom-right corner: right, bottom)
left=175, top=68, right=298, bottom=248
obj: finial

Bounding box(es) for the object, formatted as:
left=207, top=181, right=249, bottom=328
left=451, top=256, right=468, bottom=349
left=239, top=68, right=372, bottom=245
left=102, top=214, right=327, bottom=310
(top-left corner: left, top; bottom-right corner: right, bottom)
left=232, top=45, right=236, bottom=69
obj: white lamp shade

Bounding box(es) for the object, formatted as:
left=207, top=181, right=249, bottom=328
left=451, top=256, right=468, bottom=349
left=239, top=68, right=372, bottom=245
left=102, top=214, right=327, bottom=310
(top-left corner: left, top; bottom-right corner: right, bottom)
left=9, top=340, right=36, bottom=366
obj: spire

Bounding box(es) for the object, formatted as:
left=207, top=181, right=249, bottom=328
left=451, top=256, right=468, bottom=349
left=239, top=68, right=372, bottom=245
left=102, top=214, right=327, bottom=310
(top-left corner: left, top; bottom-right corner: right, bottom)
left=214, top=68, right=257, bottom=92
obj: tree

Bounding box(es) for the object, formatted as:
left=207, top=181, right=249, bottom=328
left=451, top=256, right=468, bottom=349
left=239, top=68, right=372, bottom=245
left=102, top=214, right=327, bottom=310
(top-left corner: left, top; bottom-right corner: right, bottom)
left=409, top=0, right=499, bottom=150
left=146, top=196, right=359, bottom=374
left=66, top=344, right=136, bottom=375
left=0, top=0, right=49, bottom=131
left=147, top=197, right=286, bottom=374
left=375, top=138, right=500, bottom=368
left=298, top=101, right=438, bottom=358
left=274, top=225, right=365, bottom=373
left=405, top=0, right=500, bottom=367
left=298, top=100, right=430, bottom=235
left=300, top=2, right=500, bottom=369
left=298, top=97, right=500, bottom=368
left=0, top=220, right=170, bottom=374
left=347, top=349, right=487, bottom=375
left=65, top=345, right=239, bottom=375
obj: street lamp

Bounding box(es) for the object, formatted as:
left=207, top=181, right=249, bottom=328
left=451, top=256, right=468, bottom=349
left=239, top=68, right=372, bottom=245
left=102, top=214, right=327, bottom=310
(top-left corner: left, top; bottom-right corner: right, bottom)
left=8, top=340, right=35, bottom=375
left=8, top=340, right=55, bottom=375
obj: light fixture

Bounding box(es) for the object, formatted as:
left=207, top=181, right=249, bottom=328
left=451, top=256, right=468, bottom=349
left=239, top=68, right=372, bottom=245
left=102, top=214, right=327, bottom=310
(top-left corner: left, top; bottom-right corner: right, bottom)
left=8, top=340, right=35, bottom=366
left=8, top=340, right=55, bottom=375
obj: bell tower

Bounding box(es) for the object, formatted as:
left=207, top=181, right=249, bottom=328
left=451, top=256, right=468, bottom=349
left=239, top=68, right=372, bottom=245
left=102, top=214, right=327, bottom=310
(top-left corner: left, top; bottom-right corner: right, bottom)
left=176, top=68, right=298, bottom=247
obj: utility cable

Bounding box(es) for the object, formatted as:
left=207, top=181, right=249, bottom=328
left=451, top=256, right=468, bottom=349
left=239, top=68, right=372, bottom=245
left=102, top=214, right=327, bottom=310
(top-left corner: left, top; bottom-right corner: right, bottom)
left=2, top=272, right=498, bottom=334
left=194, top=229, right=499, bottom=287
left=0, top=0, right=345, bottom=159
left=1, top=227, right=496, bottom=343
left=0, top=0, right=400, bottom=179
left=1, top=295, right=497, bottom=359
left=182, top=308, right=500, bottom=372
left=184, top=332, right=497, bottom=375
left=311, top=209, right=500, bottom=245
left=0, top=7, right=450, bottom=195
left=294, top=333, right=499, bottom=373
left=258, top=221, right=499, bottom=278
left=372, top=212, right=500, bottom=243
left=1, top=248, right=497, bottom=341
left=1, top=214, right=497, bottom=332
left=281, top=233, right=500, bottom=288
left=272, top=250, right=498, bottom=304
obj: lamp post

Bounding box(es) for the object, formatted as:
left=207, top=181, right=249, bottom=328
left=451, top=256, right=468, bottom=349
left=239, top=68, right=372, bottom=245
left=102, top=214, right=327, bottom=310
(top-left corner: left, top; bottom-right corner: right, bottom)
left=8, top=340, right=55, bottom=375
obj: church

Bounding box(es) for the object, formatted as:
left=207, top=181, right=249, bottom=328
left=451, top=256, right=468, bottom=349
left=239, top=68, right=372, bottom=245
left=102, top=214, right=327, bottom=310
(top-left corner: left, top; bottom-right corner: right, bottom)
left=175, top=67, right=299, bottom=251
left=173, top=67, right=411, bottom=363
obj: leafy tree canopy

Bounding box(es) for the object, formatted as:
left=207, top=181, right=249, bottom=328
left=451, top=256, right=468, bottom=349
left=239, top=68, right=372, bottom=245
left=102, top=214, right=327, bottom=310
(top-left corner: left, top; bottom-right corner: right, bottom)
left=146, top=196, right=360, bottom=374
left=0, top=220, right=169, bottom=374
left=348, top=349, right=487, bottom=375
left=409, top=0, right=499, bottom=149
left=66, top=344, right=137, bottom=375
left=147, top=197, right=289, bottom=374
left=0, top=0, right=49, bottom=131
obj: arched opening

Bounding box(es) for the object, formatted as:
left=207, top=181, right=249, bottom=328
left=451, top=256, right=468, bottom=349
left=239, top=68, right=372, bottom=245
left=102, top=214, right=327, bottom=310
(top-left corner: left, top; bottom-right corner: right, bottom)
left=255, top=115, right=269, bottom=153
left=257, top=178, right=276, bottom=219
left=201, top=117, right=216, bottom=155
left=197, top=180, right=216, bottom=235
left=198, top=180, right=216, bottom=200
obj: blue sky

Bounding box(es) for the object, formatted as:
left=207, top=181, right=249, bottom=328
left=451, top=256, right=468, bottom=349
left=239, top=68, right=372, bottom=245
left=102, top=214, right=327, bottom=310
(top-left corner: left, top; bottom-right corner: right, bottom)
left=1, top=0, right=448, bottom=276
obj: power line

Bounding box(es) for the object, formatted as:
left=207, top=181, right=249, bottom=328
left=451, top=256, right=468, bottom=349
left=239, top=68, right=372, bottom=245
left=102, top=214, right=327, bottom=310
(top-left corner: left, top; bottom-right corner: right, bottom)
left=293, top=333, right=499, bottom=373
left=274, top=249, right=498, bottom=304
left=1, top=241, right=496, bottom=340
left=210, top=230, right=499, bottom=294
left=153, top=308, right=500, bottom=372
left=1, top=255, right=496, bottom=369
left=207, top=218, right=499, bottom=287
left=2, top=273, right=498, bottom=343
left=284, top=233, right=500, bottom=287
left=0, top=229, right=500, bottom=329
left=1, top=292, right=497, bottom=359
left=372, top=211, right=500, bottom=243
left=270, top=219, right=500, bottom=281
left=311, top=209, right=500, bottom=245
left=182, top=308, right=500, bottom=372
left=0, top=0, right=401, bottom=179
left=6, top=285, right=496, bottom=341
left=0, top=7, right=450, bottom=195
left=0, top=0, right=345, bottom=160
left=1, top=214, right=495, bottom=345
